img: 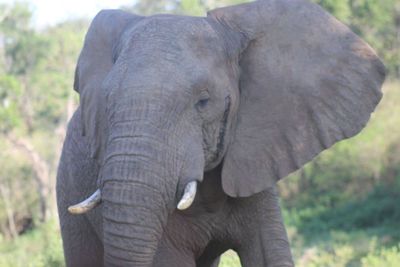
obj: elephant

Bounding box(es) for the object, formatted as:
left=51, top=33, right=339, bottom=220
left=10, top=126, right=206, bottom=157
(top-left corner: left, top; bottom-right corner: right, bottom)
left=56, top=0, right=386, bottom=266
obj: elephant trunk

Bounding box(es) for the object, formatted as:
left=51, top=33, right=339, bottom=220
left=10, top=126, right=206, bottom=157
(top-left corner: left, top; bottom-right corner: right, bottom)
left=100, top=122, right=179, bottom=266
left=102, top=177, right=165, bottom=266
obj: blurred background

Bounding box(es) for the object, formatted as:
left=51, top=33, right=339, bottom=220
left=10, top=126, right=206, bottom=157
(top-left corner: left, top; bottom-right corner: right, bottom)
left=0, top=0, right=399, bottom=266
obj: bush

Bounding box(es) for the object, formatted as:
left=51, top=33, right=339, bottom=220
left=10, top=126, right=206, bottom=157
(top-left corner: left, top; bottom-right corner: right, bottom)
left=361, top=244, right=400, bottom=267
left=297, top=244, right=355, bottom=267
left=0, top=220, right=64, bottom=267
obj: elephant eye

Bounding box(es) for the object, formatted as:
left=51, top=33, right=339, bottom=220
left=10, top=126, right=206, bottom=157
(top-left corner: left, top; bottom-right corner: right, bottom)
left=197, top=98, right=209, bottom=108
left=196, top=91, right=210, bottom=111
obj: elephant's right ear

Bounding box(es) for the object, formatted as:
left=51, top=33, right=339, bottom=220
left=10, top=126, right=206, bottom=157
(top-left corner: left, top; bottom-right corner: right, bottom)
left=74, top=10, right=142, bottom=159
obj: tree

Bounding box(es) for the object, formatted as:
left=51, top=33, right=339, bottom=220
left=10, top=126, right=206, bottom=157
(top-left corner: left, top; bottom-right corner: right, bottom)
left=0, top=2, right=86, bottom=232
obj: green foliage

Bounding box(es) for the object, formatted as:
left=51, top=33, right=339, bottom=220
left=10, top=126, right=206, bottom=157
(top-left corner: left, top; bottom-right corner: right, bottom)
left=313, top=0, right=352, bottom=22
left=298, top=245, right=355, bottom=267
left=0, top=3, right=49, bottom=76
left=291, top=238, right=400, bottom=267
left=220, top=250, right=241, bottom=267
left=0, top=220, right=65, bottom=267
left=285, top=184, right=400, bottom=240
left=180, top=0, right=205, bottom=16
left=0, top=75, right=22, bottom=130
left=0, top=2, right=85, bottom=235
left=1, top=2, right=85, bottom=133
left=361, top=244, right=400, bottom=267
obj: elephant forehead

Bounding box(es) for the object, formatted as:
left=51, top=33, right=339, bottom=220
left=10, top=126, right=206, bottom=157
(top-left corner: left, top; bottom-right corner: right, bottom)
left=122, top=15, right=226, bottom=60
left=110, top=15, right=230, bottom=95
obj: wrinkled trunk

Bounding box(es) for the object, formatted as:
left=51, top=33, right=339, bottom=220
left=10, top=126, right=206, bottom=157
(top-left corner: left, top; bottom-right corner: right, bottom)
left=101, top=119, right=178, bottom=266
left=102, top=176, right=166, bottom=266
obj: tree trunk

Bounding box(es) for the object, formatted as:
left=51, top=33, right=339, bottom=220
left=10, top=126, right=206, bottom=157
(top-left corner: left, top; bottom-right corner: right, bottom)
left=5, top=133, right=50, bottom=222
left=0, top=183, right=18, bottom=239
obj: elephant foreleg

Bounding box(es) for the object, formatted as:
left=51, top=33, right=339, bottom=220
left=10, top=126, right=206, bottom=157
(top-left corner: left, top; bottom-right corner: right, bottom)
left=236, top=187, right=294, bottom=267
left=57, top=160, right=104, bottom=267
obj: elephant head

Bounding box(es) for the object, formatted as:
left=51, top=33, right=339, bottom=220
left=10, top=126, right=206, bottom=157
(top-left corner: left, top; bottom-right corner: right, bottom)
left=69, top=0, right=385, bottom=265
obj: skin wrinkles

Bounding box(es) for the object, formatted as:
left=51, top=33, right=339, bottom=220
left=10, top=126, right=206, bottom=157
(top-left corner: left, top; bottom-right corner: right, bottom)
left=58, top=1, right=384, bottom=266
left=111, top=16, right=234, bottom=172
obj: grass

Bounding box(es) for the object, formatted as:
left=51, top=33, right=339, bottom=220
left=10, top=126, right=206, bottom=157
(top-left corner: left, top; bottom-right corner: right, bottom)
left=0, top=221, right=242, bottom=267
left=1, top=221, right=399, bottom=267
left=0, top=220, right=64, bottom=267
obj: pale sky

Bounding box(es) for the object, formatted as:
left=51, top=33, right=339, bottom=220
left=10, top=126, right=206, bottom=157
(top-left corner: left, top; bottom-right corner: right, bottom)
left=1, top=0, right=136, bottom=28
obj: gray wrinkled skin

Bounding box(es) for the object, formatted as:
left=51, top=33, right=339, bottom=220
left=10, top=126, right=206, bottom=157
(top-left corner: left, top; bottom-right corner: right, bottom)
left=56, top=0, right=385, bottom=266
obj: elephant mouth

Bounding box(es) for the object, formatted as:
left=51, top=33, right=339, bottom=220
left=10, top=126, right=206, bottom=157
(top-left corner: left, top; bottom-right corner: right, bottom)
left=204, top=95, right=231, bottom=169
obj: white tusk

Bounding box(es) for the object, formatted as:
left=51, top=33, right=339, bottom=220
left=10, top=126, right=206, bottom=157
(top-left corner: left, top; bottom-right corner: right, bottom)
left=68, top=189, right=102, bottom=214
left=177, top=181, right=197, bottom=210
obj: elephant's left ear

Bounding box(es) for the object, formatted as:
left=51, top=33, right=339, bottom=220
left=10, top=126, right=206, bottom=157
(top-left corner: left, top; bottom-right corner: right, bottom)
left=208, top=0, right=386, bottom=197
